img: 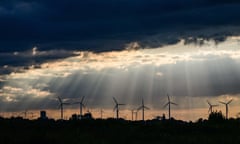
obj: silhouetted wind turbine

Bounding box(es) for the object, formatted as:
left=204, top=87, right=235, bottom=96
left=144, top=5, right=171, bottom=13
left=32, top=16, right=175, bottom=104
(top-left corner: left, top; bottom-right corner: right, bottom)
left=73, top=96, right=85, bottom=119
left=113, top=97, right=125, bottom=119
left=134, top=111, right=138, bottom=121
left=207, top=100, right=218, bottom=113
left=131, top=109, right=137, bottom=121
left=163, top=94, right=177, bottom=119
left=100, top=109, right=104, bottom=119
left=219, top=99, right=233, bottom=119
left=57, top=96, right=70, bottom=120
left=20, top=110, right=28, bottom=119
left=28, top=112, right=36, bottom=119
left=130, top=109, right=138, bottom=121
left=137, top=98, right=150, bottom=121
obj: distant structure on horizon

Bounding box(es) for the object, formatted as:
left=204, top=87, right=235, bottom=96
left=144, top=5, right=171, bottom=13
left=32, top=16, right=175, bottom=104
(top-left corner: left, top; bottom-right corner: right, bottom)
left=100, top=109, right=104, bottom=119
left=153, top=114, right=166, bottom=121
left=70, top=112, right=93, bottom=120
left=39, top=110, right=48, bottom=120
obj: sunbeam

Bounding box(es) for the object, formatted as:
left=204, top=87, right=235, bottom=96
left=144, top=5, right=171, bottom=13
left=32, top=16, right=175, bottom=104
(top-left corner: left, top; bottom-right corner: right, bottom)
left=1, top=37, right=240, bottom=121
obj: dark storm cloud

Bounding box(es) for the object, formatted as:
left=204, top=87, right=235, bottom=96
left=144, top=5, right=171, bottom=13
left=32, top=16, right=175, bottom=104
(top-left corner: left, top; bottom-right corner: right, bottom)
left=1, top=0, right=240, bottom=74
left=0, top=49, right=78, bottom=74
left=1, top=0, right=240, bottom=53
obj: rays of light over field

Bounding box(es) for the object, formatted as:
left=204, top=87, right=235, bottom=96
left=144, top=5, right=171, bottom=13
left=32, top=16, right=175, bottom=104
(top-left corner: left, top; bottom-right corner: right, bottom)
left=1, top=37, right=240, bottom=121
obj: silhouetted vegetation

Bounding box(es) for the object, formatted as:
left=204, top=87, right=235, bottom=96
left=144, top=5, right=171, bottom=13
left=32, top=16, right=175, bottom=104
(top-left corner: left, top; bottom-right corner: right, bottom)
left=1, top=116, right=240, bottom=144
left=208, top=111, right=225, bottom=121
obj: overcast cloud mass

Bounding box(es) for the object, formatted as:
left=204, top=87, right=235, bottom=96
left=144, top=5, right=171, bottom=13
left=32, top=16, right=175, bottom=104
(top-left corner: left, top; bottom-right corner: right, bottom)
left=1, top=0, right=240, bottom=66
left=0, top=0, right=240, bottom=52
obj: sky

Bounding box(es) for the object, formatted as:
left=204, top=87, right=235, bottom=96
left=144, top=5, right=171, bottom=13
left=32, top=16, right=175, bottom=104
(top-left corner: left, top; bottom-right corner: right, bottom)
left=1, top=0, right=240, bottom=121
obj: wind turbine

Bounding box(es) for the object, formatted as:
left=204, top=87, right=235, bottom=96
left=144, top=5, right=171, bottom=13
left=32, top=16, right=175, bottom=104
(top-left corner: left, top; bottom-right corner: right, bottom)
left=131, top=109, right=137, bottom=121
left=219, top=99, right=233, bottom=119
left=28, top=112, right=36, bottom=119
left=72, top=96, right=85, bottom=119
left=100, top=109, right=104, bottom=119
left=207, top=100, right=218, bottom=113
left=134, top=111, right=138, bottom=121
left=137, top=98, right=150, bottom=121
left=113, top=97, right=125, bottom=119
left=57, top=96, right=70, bottom=120
left=163, top=94, right=177, bottom=119
left=20, top=110, right=29, bottom=119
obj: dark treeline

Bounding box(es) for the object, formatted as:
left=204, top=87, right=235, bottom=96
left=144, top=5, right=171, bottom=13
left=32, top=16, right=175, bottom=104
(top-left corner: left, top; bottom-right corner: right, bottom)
left=1, top=114, right=240, bottom=144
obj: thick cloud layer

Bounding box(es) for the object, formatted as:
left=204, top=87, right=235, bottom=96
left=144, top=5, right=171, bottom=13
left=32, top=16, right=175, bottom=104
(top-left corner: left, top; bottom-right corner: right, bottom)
left=0, top=0, right=240, bottom=53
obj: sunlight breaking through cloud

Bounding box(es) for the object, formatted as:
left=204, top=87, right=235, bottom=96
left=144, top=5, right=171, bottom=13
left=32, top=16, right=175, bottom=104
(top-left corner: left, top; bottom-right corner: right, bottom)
left=1, top=36, right=240, bottom=120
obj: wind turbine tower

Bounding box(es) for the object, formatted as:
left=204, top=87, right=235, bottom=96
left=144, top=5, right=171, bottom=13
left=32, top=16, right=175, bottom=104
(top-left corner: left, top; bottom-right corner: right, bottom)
left=134, top=111, right=138, bottom=121
left=73, top=96, right=85, bottom=119
left=100, top=109, right=104, bottom=119
left=22, top=110, right=28, bottom=119
left=131, top=109, right=137, bottom=121
left=163, top=94, right=177, bottom=120
left=137, top=98, right=150, bottom=121
left=113, top=97, right=125, bottom=119
left=219, top=99, right=233, bottom=119
left=57, top=96, right=70, bottom=120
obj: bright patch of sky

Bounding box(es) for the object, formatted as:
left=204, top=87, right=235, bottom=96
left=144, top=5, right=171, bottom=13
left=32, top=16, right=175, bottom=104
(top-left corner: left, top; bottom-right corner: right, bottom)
left=1, top=36, right=240, bottom=120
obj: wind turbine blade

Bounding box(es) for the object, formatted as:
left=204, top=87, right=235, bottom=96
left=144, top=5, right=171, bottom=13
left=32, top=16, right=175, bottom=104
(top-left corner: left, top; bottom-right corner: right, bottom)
left=137, top=106, right=143, bottom=111
left=144, top=106, right=150, bottom=110
left=227, top=99, right=233, bottom=104
left=118, top=104, right=125, bottom=106
left=81, top=96, right=85, bottom=103
left=208, top=107, right=211, bottom=113
left=113, top=97, right=118, bottom=104
left=113, top=105, right=117, bottom=111
left=57, top=96, right=62, bottom=103
left=171, top=102, right=178, bottom=105
left=207, top=100, right=211, bottom=106
left=167, top=94, right=170, bottom=102
left=163, top=103, right=169, bottom=108
left=63, top=102, right=70, bottom=105
left=212, top=104, right=218, bottom=107
left=82, top=103, right=86, bottom=108
left=219, top=101, right=226, bottom=105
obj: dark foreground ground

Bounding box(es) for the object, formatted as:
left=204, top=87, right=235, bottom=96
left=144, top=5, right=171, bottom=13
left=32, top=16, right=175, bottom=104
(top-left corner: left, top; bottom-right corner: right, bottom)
left=1, top=117, right=240, bottom=144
